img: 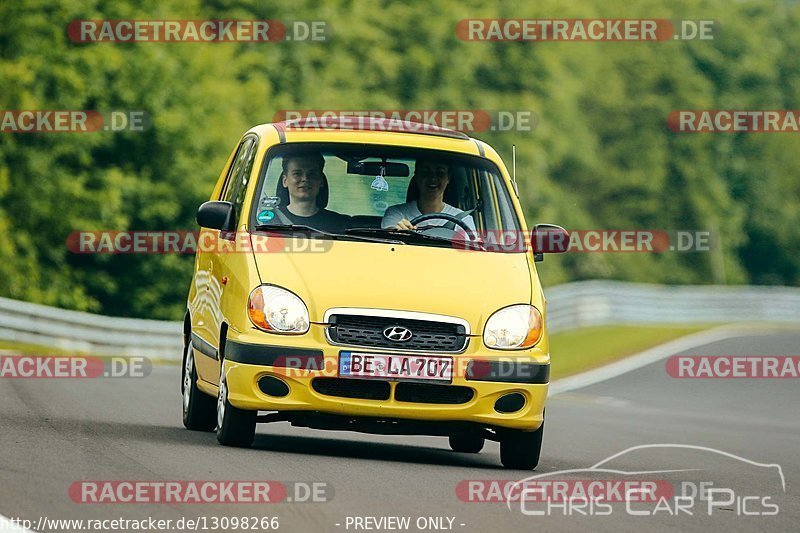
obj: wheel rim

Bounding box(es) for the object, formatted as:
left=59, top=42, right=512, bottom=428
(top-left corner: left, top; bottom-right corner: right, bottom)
left=217, top=365, right=227, bottom=430
left=182, top=342, right=193, bottom=414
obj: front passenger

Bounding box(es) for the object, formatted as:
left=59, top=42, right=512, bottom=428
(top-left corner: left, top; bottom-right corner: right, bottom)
left=273, top=151, right=351, bottom=233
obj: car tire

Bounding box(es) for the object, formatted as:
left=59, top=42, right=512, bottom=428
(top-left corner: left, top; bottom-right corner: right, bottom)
left=182, top=338, right=216, bottom=431
left=449, top=434, right=485, bottom=453
left=500, top=422, right=544, bottom=470
left=216, top=361, right=257, bottom=447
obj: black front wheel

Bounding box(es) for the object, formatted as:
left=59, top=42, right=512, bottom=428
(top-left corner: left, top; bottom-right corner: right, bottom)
left=216, top=362, right=257, bottom=447
left=500, top=422, right=544, bottom=470
left=449, top=434, right=485, bottom=453
left=182, top=339, right=216, bottom=431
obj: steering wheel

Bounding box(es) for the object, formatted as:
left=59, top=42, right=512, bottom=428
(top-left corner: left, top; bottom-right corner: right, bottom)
left=409, top=213, right=473, bottom=233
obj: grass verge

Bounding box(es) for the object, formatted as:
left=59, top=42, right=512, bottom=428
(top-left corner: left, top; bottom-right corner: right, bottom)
left=0, top=339, right=79, bottom=355
left=549, top=325, right=710, bottom=381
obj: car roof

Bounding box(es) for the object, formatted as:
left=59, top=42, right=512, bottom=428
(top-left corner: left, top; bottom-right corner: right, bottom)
left=273, top=116, right=471, bottom=140
left=246, top=117, right=493, bottom=158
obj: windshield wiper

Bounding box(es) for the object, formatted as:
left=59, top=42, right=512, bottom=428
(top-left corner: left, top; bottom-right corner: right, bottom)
left=254, top=224, right=402, bottom=244
left=254, top=223, right=331, bottom=235
left=345, top=227, right=484, bottom=249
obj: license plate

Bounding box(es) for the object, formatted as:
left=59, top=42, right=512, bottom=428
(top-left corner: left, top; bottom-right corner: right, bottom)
left=339, top=352, right=453, bottom=383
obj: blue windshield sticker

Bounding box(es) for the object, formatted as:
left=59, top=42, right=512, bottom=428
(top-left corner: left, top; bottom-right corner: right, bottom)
left=257, top=210, right=275, bottom=223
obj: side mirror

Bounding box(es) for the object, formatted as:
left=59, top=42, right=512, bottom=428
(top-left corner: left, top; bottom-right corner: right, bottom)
left=197, top=201, right=234, bottom=231
left=531, top=224, right=569, bottom=262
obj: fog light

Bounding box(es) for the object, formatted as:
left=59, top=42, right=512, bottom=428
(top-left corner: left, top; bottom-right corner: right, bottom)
left=494, top=392, right=525, bottom=413
left=258, top=375, right=289, bottom=397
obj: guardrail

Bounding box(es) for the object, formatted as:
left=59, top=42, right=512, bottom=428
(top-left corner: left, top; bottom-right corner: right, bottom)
left=545, top=280, right=800, bottom=332
left=0, top=297, right=182, bottom=359
left=1, top=281, right=798, bottom=360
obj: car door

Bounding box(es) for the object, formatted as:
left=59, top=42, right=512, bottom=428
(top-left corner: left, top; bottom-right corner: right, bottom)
left=193, top=135, right=256, bottom=383
left=204, top=134, right=258, bottom=384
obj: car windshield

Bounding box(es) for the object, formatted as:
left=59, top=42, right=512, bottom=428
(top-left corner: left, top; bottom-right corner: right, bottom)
left=250, top=143, right=523, bottom=251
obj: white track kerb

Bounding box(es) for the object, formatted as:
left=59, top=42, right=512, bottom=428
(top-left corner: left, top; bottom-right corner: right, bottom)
left=548, top=324, right=783, bottom=396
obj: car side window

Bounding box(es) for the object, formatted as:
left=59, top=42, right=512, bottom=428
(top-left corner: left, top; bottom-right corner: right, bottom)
left=218, top=137, right=256, bottom=228
left=493, top=171, right=521, bottom=232
left=232, top=140, right=257, bottom=225
left=219, top=138, right=255, bottom=202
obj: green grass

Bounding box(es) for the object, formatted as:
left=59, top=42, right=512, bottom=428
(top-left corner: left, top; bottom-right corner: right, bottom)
left=0, top=339, right=80, bottom=355
left=549, top=325, right=710, bottom=380
left=0, top=339, right=178, bottom=366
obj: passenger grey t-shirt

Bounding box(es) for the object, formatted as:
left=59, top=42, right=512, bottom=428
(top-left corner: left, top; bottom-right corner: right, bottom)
left=381, top=202, right=475, bottom=230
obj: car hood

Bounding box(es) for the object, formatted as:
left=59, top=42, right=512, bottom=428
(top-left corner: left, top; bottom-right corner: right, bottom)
left=251, top=238, right=532, bottom=330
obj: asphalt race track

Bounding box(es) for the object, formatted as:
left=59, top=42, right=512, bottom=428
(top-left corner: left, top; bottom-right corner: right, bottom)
left=1, top=330, right=797, bottom=532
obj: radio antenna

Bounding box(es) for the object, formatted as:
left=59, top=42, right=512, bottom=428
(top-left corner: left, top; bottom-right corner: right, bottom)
left=512, top=144, right=519, bottom=197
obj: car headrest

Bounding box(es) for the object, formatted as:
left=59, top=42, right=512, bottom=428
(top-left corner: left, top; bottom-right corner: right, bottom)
left=275, top=173, right=329, bottom=209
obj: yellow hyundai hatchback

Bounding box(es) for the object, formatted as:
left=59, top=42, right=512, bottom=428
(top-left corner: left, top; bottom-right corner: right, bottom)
left=182, top=117, right=566, bottom=469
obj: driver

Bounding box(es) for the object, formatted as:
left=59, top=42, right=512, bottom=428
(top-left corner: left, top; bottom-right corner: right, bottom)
left=381, top=157, right=475, bottom=231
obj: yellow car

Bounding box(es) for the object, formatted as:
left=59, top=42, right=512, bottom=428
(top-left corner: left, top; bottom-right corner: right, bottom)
left=182, top=118, right=566, bottom=469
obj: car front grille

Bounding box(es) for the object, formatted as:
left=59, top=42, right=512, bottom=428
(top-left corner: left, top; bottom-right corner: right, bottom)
left=312, top=377, right=474, bottom=405
left=394, top=382, right=474, bottom=404
left=311, top=377, right=391, bottom=400
left=327, top=314, right=468, bottom=352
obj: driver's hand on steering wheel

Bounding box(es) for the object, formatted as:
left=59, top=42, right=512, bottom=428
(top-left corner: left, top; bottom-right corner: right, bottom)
left=395, top=218, right=416, bottom=230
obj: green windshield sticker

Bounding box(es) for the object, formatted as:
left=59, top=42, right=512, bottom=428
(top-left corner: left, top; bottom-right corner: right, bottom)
left=257, top=210, right=275, bottom=223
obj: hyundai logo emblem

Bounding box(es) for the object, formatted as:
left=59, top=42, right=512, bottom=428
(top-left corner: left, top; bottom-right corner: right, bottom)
left=383, top=326, right=413, bottom=342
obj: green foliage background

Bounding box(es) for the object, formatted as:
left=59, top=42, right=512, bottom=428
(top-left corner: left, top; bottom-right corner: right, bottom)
left=1, top=0, right=798, bottom=319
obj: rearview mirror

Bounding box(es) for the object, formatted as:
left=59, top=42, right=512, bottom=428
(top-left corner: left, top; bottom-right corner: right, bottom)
left=347, top=160, right=410, bottom=177
left=531, top=224, right=569, bottom=262
left=197, top=201, right=234, bottom=231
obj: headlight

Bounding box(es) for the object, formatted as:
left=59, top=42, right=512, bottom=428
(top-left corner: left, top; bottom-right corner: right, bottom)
left=483, top=304, right=543, bottom=350
left=247, top=285, right=310, bottom=334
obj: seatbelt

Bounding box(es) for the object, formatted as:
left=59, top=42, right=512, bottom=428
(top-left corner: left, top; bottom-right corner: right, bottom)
left=443, top=208, right=476, bottom=231
left=273, top=206, right=293, bottom=225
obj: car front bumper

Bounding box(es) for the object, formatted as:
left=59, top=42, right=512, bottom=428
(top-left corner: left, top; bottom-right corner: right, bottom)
left=219, top=333, right=549, bottom=432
